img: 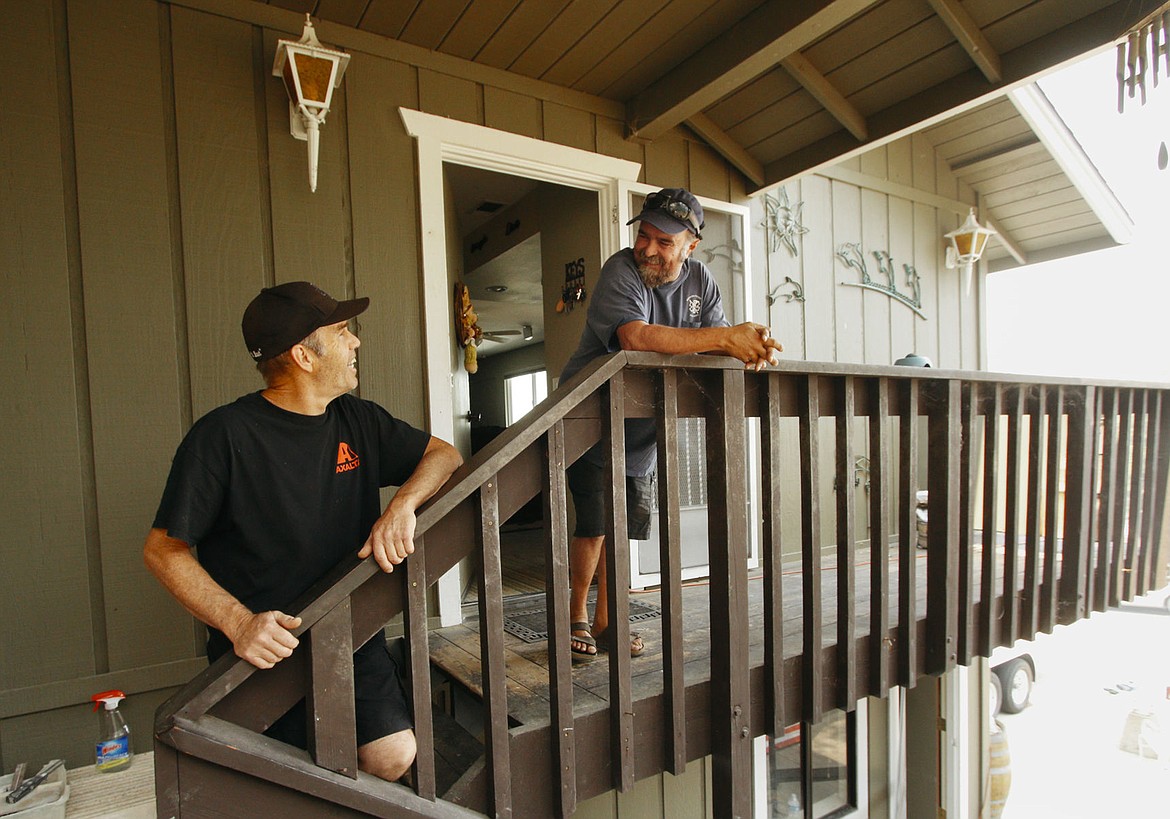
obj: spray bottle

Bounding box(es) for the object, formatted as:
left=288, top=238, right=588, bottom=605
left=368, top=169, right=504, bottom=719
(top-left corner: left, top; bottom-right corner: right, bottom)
left=90, top=689, right=133, bottom=773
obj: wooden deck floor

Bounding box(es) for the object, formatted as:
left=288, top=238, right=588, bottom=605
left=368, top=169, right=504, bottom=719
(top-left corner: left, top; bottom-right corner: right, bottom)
left=433, top=526, right=947, bottom=727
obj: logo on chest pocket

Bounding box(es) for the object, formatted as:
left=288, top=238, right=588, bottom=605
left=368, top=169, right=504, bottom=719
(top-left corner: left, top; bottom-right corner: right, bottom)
left=686, top=295, right=702, bottom=319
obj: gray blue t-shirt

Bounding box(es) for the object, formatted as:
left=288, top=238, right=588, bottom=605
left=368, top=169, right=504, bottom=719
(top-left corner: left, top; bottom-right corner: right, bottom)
left=560, top=247, right=729, bottom=475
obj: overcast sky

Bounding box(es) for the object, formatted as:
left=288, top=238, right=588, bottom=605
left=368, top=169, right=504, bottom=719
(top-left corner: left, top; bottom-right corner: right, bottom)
left=986, top=46, right=1170, bottom=384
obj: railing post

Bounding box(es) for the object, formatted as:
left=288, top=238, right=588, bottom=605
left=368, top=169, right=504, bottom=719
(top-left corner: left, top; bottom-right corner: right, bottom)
left=1150, top=392, right=1170, bottom=591
left=760, top=373, right=787, bottom=736
left=834, top=377, right=857, bottom=710
left=656, top=370, right=688, bottom=774
left=306, top=598, right=357, bottom=779
left=925, top=379, right=960, bottom=675
left=1022, top=385, right=1045, bottom=638
left=1041, top=386, right=1064, bottom=632
left=1058, top=386, right=1096, bottom=625
left=897, top=378, right=919, bottom=687
left=1125, top=391, right=1151, bottom=598
left=403, top=543, right=435, bottom=800
left=1001, top=386, right=1024, bottom=645
left=957, top=381, right=978, bottom=665
left=978, top=384, right=1001, bottom=655
left=868, top=378, right=891, bottom=694
left=601, top=374, right=635, bottom=794
left=706, top=369, right=752, bottom=818
left=542, top=421, right=576, bottom=818
left=1138, top=391, right=1161, bottom=593
left=477, top=478, right=513, bottom=816
left=1111, top=390, right=1135, bottom=606
left=798, top=374, right=824, bottom=721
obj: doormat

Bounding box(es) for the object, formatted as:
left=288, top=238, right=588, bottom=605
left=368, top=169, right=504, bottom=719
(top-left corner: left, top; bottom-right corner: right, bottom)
left=501, top=592, right=661, bottom=644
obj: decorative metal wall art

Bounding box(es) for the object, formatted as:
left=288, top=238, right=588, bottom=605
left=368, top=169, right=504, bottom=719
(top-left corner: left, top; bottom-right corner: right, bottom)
left=699, top=239, right=745, bottom=277
left=836, top=243, right=925, bottom=319
left=760, top=187, right=808, bottom=256
left=767, top=277, right=805, bottom=305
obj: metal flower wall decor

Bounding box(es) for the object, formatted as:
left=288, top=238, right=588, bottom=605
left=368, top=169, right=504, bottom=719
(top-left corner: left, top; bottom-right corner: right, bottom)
left=760, top=187, right=809, bottom=256
left=836, top=243, right=925, bottom=319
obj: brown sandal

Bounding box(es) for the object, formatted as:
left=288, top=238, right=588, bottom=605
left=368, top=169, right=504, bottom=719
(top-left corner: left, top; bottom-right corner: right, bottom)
left=594, top=627, right=645, bottom=658
left=569, top=621, right=597, bottom=662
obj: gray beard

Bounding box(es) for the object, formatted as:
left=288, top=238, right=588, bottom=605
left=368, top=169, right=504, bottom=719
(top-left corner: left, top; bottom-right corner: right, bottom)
left=636, top=260, right=676, bottom=288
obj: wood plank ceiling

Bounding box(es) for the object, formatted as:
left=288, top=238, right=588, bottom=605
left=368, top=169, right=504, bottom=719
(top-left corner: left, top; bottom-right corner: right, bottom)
left=275, top=0, right=1163, bottom=266
left=281, top=0, right=1159, bottom=180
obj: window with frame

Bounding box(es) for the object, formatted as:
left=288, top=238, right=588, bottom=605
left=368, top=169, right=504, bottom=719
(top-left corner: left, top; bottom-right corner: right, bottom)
left=505, top=370, right=547, bottom=426
left=756, top=707, right=866, bottom=817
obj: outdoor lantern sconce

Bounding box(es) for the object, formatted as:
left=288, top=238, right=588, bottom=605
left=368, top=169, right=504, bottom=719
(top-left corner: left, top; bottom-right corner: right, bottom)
left=272, top=15, right=350, bottom=192
left=944, top=208, right=997, bottom=291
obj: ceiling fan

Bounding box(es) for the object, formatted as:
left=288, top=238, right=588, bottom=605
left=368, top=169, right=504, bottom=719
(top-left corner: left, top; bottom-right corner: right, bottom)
left=481, top=323, right=534, bottom=343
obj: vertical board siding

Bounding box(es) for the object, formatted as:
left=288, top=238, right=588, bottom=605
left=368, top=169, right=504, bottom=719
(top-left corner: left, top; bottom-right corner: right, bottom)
left=343, top=55, right=425, bottom=424
left=171, top=7, right=270, bottom=419
left=1, top=0, right=96, bottom=690
left=71, top=0, right=191, bottom=673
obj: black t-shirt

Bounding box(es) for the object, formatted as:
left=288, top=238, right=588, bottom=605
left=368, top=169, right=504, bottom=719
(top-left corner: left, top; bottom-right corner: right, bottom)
left=153, top=391, right=430, bottom=617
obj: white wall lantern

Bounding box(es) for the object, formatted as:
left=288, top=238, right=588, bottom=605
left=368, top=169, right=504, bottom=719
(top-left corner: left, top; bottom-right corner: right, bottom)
left=272, top=15, right=351, bottom=192
left=944, top=207, right=997, bottom=292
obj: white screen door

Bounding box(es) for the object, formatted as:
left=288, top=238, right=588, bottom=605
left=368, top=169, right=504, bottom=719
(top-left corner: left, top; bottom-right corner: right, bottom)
left=618, top=182, right=760, bottom=588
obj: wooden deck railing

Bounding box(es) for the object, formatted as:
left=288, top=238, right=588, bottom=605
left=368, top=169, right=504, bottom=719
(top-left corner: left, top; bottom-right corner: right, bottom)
left=153, top=355, right=1170, bottom=818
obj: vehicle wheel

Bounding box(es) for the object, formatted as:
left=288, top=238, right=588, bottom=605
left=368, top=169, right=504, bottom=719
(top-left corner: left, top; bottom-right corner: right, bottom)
left=989, top=671, right=1003, bottom=716
left=996, top=658, right=1033, bottom=714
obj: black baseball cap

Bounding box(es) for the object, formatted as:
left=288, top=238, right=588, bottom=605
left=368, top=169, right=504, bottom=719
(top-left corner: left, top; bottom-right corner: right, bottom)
left=242, top=281, right=369, bottom=362
left=627, top=187, right=704, bottom=238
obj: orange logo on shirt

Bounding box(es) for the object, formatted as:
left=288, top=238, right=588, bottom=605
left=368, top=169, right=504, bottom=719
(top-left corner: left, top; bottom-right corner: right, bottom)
left=336, top=442, right=361, bottom=473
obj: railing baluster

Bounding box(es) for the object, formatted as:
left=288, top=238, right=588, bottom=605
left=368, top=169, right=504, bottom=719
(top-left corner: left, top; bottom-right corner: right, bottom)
left=601, top=374, right=634, bottom=793
left=979, top=384, right=1001, bottom=655
left=1058, top=387, right=1095, bottom=625
left=403, top=543, right=435, bottom=799
left=957, top=381, right=978, bottom=666
left=897, top=378, right=918, bottom=687
left=1002, top=386, right=1024, bottom=645
left=542, top=422, right=576, bottom=817
left=1041, top=387, right=1064, bottom=633
left=655, top=370, right=687, bottom=774
left=477, top=479, right=512, bottom=816
left=1149, top=392, right=1170, bottom=592
left=1094, top=389, right=1119, bottom=613
left=1112, top=391, right=1135, bottom=605
left=834, top=376, right=857, bottom=710
left=868, top=378, right=891, bottom=694
left=306, top=598, right=357, bottom=779
left=1021, top=386, right=1044, bottom=637
left=1083, top=389, right=1104, bottom=615
left=1137, top=390, right=1165, bottom=592
left=760, top=373, right=787, bottom=736
left=706, top=369, right=752, bottom=816
left=1138, top=391, right=1160, bottom=594
left=925, top=380, right=960, bottom=675
left=799, top=374, right=824, bottom=720
left=1125, top=391, right=1150, bottom=599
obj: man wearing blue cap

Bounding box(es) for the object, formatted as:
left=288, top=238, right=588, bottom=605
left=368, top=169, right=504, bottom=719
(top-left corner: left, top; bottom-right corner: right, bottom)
left=144, top=281, right=462, bottom=781
left=559, top=188, right=783, bottom=660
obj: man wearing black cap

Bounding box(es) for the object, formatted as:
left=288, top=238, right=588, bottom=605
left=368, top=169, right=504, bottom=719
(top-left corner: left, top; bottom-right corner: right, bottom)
left=144, top=281, right=462, bottom=781
left=559, top=188, right=782, bottom=660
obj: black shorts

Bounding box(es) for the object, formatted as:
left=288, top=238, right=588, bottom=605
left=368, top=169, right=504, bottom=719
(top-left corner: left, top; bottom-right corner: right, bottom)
left=567, top=457, right=653, bottom=540
left=209, top=630, right=412, bottom=749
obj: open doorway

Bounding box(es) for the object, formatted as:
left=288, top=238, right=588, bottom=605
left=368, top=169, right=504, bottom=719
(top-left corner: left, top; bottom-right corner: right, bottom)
left=443, top=162, right=601, bottom=600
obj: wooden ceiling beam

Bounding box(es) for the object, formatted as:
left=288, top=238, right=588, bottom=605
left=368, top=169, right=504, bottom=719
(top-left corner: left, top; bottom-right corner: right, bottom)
left=925, top=0, right=1002, bottom=83
left=759, top=0, right=1169, bottom=190
left=625, top=0, right=880, bottom=141
left=780, top=52, right=867, bottom=140
left=685, top=114, right=766, bottom=187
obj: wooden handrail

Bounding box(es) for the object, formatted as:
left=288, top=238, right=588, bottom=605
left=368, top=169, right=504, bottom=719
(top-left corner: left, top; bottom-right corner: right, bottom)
left=155, top=357, right=1170, bottom=818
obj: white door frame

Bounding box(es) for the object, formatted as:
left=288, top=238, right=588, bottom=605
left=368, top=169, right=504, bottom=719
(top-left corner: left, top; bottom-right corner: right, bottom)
left=399, top=108, right=641, bottom=625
